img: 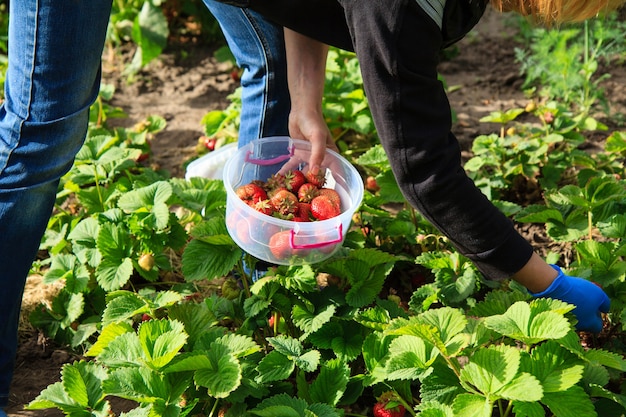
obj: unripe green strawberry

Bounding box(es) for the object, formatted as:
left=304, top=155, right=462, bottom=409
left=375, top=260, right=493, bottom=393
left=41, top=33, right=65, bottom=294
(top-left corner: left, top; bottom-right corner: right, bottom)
left=138, top=253, right=155, bottom=271
left=221, top=278, right=241, bottom=300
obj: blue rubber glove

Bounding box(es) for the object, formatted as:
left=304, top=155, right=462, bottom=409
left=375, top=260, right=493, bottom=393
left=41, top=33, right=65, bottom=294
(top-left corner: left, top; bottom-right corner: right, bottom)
left=530, top=264, right=610, bottom=333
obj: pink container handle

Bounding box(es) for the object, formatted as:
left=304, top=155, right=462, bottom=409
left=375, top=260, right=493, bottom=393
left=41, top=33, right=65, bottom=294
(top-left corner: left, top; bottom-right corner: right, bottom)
left=244, top=143, right=295, bottom=166
left=290, top=224, right=343, bottom=249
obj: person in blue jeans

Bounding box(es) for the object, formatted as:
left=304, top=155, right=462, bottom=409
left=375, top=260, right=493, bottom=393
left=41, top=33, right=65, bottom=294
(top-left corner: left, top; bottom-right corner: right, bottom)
left=0, top=1, right=113, bottom=414
left=0, top=1, right=287, bottom=413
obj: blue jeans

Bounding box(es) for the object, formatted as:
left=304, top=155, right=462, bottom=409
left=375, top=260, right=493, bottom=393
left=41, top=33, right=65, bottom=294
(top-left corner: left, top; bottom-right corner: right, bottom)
left=203, top=0, right=290, bottom=146
left=204, top=1, right=290, bottom=279
left=0, top=0, right=112, bottom=406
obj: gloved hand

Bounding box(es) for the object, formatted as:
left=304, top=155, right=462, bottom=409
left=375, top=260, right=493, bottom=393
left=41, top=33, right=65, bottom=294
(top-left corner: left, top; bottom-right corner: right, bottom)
left=530, top=264, right=610, bottom=333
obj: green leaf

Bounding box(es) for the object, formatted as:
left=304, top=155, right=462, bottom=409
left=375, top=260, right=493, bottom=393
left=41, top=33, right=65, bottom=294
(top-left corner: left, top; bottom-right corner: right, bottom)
left=584, top=349, right=626, bottom=371
left=605, top=131, right=626, bottom=153
left=268, top=335, right=304, bottom=357
left=415, top=401, right=454, bottom=417
left=256, top=350, right=295, bottom=384
left=515, top=205, right=564, bottom=224
left=26, top=382, right=73, bottom=411
left=418, top=307, right=469, bottom=355
left=419, top=363, right=466, bottom=405
left=133, top=1, right=168, bottom=66
left=292, top=304, right=336, bottom=337
left=251, top=406, right=302, bottom=417
left=387, top=308, right=468, bottom=357
left=97, top=332, right=144, bottom=368
left=308, top=358, right=349, bottom=406
left=512, top=401, right=546, bottom=417
left=195, top=343, right=242, bottom=398
left=138, top=319, right=188, bottom=370
left=469, top=290, right=530, bottom=317
left=497, top=372, right=543, bottom=402
left=44, top=254, right=90, bottom=293
left=213, top=333, right=260, bottom=358
left=452, top=394, right=493, bottom=417
left=295, top=350, right=322, bottom=373
left=355, top=306, right=392, bottom=331
left=361, top=332, right=392, bottom=383
left=356, top=145, right=390, bottom=167
left=103, top=367, right=183, bottom=403
left=96, top=257, right=134, bottom=291
left=250, top=393, right=341, bottom=417
left=523, top=340, right=584, bottom=393
left=102, top=291, right=149, bottom=325
left=117, top=181, right=172, bottom=230
left=460, top=345, right=520, bottom=397
left=27, top=362, right=110, bottom=415
left=61, top=362, right=105, bottom=408
left=483, top=300, right=572, bottom=345
left=541, top=385, right=597, bottom=417
left=87, top=322, right=134, bottom=357
left=588, top=384, right=626, bottom=411
left=166, top=302, right=218, bottom=347
left=386, top=335, right=437, bottom=380
left=181, top=239, right=241, bottom=281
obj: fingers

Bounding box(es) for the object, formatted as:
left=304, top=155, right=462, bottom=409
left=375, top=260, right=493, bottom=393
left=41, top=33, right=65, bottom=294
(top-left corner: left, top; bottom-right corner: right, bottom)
left=308, top=131, right=332, bottom=174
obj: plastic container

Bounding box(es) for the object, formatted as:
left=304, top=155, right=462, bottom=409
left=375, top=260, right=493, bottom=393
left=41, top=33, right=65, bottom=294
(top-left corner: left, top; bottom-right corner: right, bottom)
left=185, top=142, right=237, bottom=180
left=223, top=137, right=364, bottom=265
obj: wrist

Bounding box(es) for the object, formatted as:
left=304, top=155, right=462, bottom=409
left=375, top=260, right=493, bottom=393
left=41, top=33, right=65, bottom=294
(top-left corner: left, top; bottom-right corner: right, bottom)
left=511, top=253, right=559, bottom=293
left=530, top=265, right=565, bottom=297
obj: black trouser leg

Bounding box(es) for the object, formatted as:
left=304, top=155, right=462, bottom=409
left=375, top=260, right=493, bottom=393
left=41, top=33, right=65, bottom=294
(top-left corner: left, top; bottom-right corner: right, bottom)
left=251, top=0, right=534, bottom=279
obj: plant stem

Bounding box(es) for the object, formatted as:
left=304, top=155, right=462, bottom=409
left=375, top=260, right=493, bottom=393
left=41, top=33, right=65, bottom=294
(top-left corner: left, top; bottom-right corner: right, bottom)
left=208, top=398, right=219, bottom=417
left=503, top=399, right=514, bottom=417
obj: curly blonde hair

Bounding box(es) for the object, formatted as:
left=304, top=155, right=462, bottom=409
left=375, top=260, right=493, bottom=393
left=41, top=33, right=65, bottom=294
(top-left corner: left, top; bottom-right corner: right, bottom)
left=492, top=0, right=625, bottom=24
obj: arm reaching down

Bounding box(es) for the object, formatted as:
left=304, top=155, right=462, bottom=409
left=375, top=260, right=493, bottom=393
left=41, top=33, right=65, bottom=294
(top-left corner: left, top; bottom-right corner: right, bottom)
left=284, top=28, right=337, bottom=173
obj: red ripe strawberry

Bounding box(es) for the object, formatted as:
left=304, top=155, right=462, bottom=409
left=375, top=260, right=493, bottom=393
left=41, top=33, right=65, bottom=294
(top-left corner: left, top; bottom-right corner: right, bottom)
left=269, top=230, right=294, bottom=260
left=298, top=183, right=320, bottom=203
left=268, top=186, right=288, bottom=198
left=266, top=172, right=287, bottom=191
left=236, top=183, right=268, bottom=205
left=269, top=189, right=299, bottom=215
left=373, top=402, right=406, bottom=417
left=365, top=175, right=380, bottom=192
left=305, top=167, right=327, bottom=188
left=285, top=170, right=306, bottom=192
left=204, top=136, right=217, bottom=151
left=252, top=199, right=274, bottom=216
left=317, top=188, right=341, bottom=208
left=234, top=218, right=252, bottom=245
left=293, top=202, right=313, bottom=222
left=311, top=194, right=340, bottom=220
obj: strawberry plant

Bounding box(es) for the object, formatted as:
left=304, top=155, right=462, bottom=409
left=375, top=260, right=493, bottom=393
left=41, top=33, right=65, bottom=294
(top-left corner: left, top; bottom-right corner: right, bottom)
left=464, top=100, right=609, bottom=202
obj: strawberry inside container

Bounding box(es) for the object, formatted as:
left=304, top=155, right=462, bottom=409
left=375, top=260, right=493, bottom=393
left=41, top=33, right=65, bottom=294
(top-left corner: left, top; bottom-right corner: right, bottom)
left=223, top=136, right=364, bottom=265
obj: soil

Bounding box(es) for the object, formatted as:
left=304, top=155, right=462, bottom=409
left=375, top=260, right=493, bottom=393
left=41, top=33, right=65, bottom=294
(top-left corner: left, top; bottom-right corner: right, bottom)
left=7, top=9, right=626, bottom=417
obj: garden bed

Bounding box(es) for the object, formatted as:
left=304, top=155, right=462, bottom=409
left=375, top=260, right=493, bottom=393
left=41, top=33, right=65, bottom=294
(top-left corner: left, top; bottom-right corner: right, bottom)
left=7, top=8, right=626, bottom=417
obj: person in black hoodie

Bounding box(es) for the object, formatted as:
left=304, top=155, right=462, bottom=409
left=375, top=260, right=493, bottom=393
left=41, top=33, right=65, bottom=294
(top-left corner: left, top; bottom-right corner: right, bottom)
left=215, top=0, right=624, bottom=332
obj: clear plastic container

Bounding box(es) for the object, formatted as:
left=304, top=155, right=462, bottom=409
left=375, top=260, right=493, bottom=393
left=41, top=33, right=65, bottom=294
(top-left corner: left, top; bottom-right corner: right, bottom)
left=223, top=137, right=364, bottom=265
